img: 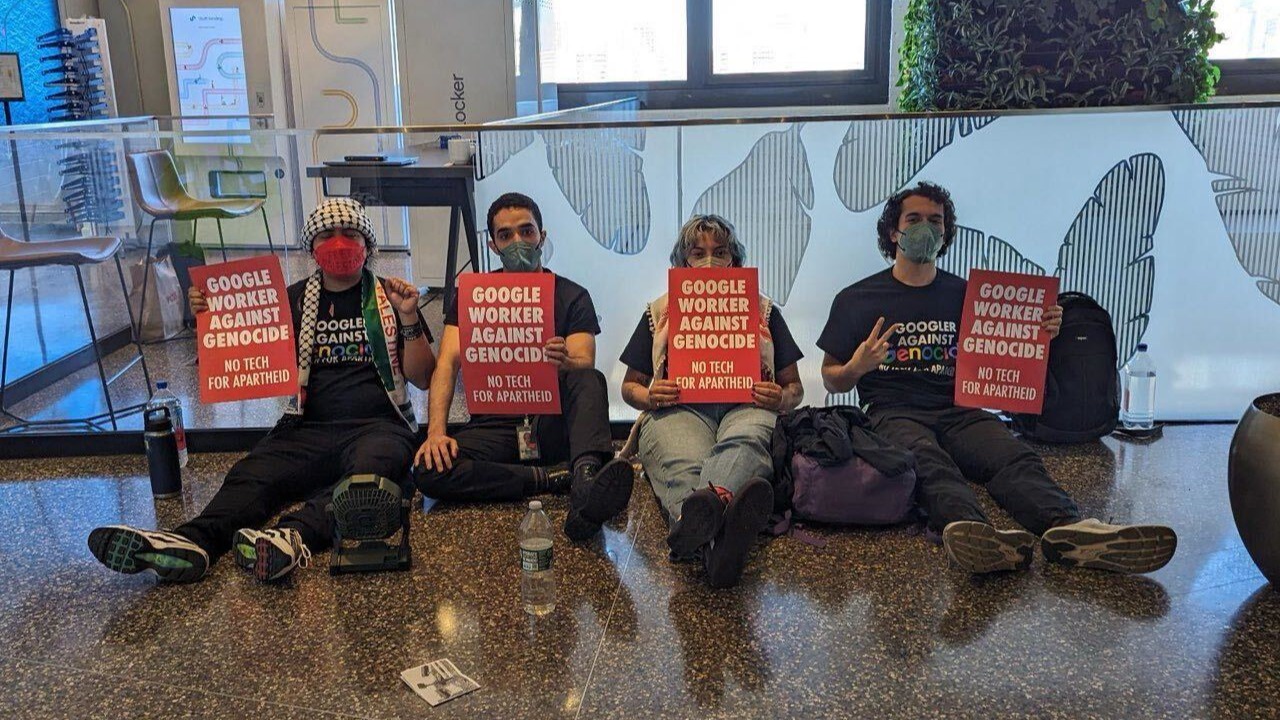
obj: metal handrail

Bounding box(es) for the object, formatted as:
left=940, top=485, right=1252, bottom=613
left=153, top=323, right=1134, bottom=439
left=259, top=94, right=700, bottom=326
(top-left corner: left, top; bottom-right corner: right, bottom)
left=3, top=99, right=1280, bottom=138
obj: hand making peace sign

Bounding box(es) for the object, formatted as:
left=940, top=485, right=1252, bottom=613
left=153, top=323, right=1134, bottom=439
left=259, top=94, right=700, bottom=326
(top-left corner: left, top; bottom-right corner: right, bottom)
left=847, top=316, right=901, bottom=378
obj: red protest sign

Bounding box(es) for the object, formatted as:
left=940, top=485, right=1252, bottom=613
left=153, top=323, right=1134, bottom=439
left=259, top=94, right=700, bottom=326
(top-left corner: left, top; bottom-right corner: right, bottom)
left=956, top=269, right=1060, bottom=415
left=458, top=273, right=560, bottom=415
left=667, top=267, right=761, bottom=404
left=189, top=255, right=297, bottom=404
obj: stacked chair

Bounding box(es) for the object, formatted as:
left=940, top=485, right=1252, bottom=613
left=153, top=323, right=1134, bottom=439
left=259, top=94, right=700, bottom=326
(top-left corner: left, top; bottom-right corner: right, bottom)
left=39, top=28, right=125, bottom=233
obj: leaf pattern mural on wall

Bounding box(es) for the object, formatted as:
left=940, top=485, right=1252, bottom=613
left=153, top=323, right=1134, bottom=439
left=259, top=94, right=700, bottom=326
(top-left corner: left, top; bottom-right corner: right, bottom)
left=543, top=128, right=651, bottom=255
left=1173, top=108, right=1280, bottom=305
left=692, top=124, right=814, bottom=304
left=833, top=116, right=997, bottom=213
left=938, top=225, right=1046, bottom=278
left=479, top=127, right=650, bottom=255
left=478, top=130, right=536, bottom=177
left=1055, top=153, right=1164, bottom=367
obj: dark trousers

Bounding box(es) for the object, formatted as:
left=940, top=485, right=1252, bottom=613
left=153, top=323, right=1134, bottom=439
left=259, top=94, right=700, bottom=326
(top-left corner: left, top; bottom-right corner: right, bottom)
left=415, top=368, right=614, bottom=503
left=870, top=406, right=1080, bottom=536
left=175, top=419, right=417, bottom=559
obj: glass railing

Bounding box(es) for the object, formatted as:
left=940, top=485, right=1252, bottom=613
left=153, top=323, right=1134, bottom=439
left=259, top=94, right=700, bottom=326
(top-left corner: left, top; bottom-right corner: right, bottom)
left=2, top=100, right=1278, bottom=437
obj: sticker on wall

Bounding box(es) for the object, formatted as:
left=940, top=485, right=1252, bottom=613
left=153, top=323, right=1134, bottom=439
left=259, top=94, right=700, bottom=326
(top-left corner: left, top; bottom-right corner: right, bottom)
left=543, top=127, right=651, bottom=255
left=692, top=124, right=814, bottom=305
left=1173, top=108, right=1280, bottom=306
left=1055, top=153, right=1164, bottom=368
left=833, top=116, right=997, bottom=213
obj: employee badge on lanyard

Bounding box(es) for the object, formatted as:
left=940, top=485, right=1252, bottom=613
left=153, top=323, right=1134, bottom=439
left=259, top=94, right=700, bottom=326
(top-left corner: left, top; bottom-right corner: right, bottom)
left=517, top=416, right=540, bottom=461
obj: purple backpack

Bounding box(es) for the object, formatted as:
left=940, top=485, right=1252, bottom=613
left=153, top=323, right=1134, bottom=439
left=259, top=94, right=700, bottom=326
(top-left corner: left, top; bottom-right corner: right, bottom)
left=788, top=453, right=917, bottom=526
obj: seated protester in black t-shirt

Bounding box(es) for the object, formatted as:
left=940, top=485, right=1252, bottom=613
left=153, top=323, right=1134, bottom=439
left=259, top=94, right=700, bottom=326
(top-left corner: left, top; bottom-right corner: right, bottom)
left=88, top=198, right=435, bottom=583
left=818, top=182, right=1176, bottom=575
left=414, top=192, right=634, bottom=542
left=618, top=215, right=804, bottom=588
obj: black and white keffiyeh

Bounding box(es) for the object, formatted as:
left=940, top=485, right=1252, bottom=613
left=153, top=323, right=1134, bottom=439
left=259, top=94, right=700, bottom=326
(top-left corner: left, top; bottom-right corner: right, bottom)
left=301, top=197, right=378, bottom=253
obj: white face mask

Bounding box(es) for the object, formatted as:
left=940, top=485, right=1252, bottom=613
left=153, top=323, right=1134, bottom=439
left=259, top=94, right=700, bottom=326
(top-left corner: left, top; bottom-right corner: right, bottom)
left=689, top=255, right=731, bottom=269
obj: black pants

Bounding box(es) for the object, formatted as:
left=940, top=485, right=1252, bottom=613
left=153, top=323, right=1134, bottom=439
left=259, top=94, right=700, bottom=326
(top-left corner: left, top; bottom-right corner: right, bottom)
left=870, top=406, right=1080, bottom=536
left=175, top=419, right=417, bottom=559
left=415, top=368, right=614, bottom=502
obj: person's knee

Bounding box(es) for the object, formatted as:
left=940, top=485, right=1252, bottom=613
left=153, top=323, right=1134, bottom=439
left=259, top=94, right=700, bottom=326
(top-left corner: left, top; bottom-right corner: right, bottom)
left=414, top=462, right=466, bottom=499
left=561, top=367, right=607, bottom=392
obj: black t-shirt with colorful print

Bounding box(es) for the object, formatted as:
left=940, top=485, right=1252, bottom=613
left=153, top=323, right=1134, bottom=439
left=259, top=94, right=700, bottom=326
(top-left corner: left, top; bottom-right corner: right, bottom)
left=817, top=268, right=966, bottom=411
left=287, top=278, right=427, bottom=423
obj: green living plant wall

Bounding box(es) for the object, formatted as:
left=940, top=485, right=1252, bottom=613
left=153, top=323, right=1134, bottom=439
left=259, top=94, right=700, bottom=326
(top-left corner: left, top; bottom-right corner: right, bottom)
left=898, top=0, right=1224, bottom=111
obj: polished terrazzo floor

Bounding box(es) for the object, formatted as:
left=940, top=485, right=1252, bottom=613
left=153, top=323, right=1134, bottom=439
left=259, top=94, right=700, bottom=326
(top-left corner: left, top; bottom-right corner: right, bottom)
left=0, top=425, right=1273, bottom=719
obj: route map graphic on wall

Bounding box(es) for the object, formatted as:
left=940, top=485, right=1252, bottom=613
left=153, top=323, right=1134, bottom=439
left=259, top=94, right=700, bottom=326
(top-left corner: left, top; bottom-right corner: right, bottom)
left=168, top=7, right=248, bottom=140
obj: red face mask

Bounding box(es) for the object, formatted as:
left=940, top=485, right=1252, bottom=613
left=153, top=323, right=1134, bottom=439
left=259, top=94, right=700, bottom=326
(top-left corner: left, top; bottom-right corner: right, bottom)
left=313, top=233, right=367, bottom=276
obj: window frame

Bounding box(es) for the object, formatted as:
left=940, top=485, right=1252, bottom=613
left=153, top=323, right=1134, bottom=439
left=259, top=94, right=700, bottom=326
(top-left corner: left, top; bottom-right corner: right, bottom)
left=1215, top=58, right=1280, bottom=96
left=554, top=0, right=891, bottom=110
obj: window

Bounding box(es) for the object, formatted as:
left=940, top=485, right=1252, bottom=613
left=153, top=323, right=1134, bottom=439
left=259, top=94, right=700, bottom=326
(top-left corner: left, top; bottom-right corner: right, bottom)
left=1211, top=0, right=1280, bottom=60
left=545, top=0, right=890, bottom=110
left=1211, top=0, right=1280, bottom=94
left=712, top=0, right=866, bottom=75
left=538, top=0, right=687, bottom=84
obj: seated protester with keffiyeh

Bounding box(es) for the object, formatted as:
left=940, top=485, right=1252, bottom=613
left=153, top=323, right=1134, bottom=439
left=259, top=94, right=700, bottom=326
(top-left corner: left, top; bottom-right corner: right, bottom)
left=414, top=192, right=634, bottom=542
left=88, top=198, right=436, bottom=584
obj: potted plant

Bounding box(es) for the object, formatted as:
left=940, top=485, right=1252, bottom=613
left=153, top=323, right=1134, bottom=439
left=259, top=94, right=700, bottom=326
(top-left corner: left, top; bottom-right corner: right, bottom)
left=1228, top=394, right=1280, bottom=584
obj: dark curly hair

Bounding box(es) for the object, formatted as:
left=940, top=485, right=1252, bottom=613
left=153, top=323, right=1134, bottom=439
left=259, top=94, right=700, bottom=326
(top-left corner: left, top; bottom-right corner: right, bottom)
left=487, top=192, right=544, bottom=236
left=875, top=181, right=957, bottom=261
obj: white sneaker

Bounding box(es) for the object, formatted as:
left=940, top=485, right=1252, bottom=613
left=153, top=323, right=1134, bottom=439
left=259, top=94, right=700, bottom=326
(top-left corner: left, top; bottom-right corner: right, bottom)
left=247, top=528, right=312, bottom=582
left=87, top=525, right=209, bottom=583
left=232, top=528, right=268, bottom=572
left=1042, top=519, right=1177, bottom=574
left=942, top=521, right=1035, bottom=574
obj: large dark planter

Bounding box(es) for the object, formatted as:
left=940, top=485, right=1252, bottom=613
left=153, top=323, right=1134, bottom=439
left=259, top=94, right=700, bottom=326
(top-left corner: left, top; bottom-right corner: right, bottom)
left=1228, top=393, right=1280, bottom=584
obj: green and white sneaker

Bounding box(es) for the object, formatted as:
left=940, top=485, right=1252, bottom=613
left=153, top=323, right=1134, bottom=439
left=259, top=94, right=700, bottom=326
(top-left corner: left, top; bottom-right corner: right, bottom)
left=1041, top=519, right=1177, bottom=574
left=232, top=528, right=268, bottom=572
left=87, top=525, right=209, bottom=583
left=942, top=521, right=1035, bottom=574
left=242, top=528, right=311, bottom=583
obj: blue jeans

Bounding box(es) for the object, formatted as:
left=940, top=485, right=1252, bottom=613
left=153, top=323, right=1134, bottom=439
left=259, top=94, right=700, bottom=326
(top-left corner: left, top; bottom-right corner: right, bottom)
left=637, top=403, right=777, bottom=524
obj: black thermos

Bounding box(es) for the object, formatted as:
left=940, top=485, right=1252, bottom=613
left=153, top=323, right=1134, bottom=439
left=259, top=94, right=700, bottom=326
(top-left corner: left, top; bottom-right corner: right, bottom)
left=144, top=407, right=182, bottom=498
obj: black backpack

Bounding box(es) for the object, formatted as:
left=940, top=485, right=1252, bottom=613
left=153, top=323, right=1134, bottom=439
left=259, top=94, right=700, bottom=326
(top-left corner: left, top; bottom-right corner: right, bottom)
left=1012, top=292, right=1119, bottom=443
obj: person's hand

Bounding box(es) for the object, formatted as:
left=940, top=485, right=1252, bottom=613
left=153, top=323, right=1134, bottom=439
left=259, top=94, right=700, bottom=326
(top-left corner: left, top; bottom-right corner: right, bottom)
left=385, top=277, right=421, bottom=319
left=752, top=381, right=784, bottom=412
left=1042, top=304, right=1063, bottom=340
left=416, top=434, right=459, bottom=472
left=188, top=286, right=208, bottom=314
left=544, top=336, right=568, bottom=367
left=648, top=379, right=681, bottom=410
left=848, top=316, right=900, bottom=377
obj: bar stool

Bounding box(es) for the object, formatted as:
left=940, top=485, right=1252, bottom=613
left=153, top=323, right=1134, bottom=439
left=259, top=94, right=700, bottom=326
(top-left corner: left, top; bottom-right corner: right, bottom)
left=126, top=150, right=274, bottom=332
left=0, top=229, right=152, bottom=432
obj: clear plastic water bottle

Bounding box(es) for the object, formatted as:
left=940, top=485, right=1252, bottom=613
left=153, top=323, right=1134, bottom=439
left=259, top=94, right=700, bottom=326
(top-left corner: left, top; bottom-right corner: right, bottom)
left=1121, top=343, right=1156, bottom=430
left=519, top=500, right=555, bottom=617
left=147, top=381, right=187, bottom=467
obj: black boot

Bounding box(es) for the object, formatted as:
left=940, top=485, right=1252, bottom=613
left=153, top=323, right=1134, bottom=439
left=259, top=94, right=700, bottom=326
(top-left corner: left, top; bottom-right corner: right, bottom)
left=563, top=457, right=635, bottom=542
left=667, top=485, right=726, bottom=560
left=703, top=478, right=773, bottom=588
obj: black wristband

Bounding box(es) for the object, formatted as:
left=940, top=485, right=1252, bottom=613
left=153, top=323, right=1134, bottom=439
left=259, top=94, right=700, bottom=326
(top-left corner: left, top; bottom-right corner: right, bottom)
left=401, top=322, right=425, bottom=341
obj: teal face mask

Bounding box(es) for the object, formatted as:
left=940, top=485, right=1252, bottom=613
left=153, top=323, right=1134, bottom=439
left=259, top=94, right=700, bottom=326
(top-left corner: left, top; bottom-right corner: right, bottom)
left=499, top=241, right=543, bottom=272
left=688, top=255, right=731, bottom=269
left=897, top=223, right=944, bottom=263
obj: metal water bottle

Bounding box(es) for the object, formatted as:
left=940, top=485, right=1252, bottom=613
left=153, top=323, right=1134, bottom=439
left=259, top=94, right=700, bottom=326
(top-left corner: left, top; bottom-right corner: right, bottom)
left=144, top=407, right=182, bottom=498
